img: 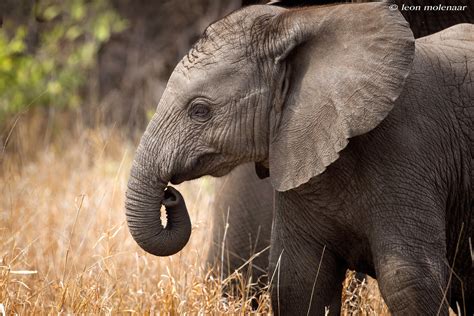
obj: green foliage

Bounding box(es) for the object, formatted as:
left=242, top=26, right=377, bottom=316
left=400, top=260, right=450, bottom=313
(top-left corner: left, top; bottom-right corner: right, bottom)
left=0, top=0, right=127, bottom=123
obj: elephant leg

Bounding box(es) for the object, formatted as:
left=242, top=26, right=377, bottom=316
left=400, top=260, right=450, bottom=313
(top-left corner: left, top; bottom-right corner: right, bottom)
left=462, top=271, right=474, bottom=316
left=467, top=275, right=474, bottom=316
left=208, top=164, right=274, bottom=282
left=371, top=226, right=449, bottom=315
left=269, top=218, right=346, bottom=315
left=375, top=254, right=449, bottom=315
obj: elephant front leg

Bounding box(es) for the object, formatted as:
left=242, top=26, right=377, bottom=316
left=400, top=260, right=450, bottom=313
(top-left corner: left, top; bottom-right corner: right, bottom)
left=371, top=213, right=449, bottom=315
left=374, top=249, right=449, bottom=315
left=269, top=215, right=346, bottom=315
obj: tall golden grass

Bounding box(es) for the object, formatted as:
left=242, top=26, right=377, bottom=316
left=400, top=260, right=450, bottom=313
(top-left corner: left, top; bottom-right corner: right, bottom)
left=0, top=116, right=390, bottom=314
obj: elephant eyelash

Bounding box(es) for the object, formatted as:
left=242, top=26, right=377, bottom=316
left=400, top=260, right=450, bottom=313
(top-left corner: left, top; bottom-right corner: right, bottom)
left=188, top=100, right=212, bottom=123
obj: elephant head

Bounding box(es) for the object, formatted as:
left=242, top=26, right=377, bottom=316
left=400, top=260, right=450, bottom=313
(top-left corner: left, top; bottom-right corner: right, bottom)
left=125, top=2, right=414, bottom=256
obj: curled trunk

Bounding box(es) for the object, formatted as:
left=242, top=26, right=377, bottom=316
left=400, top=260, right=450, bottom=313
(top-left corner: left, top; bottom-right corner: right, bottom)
left=125, top=160, right=191, bottom=256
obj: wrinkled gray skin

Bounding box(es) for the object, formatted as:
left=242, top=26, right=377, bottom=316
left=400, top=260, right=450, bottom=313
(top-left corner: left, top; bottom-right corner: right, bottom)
left=210, top=0, right=474, bottom=288
left=125, top=3, right=474, bottom=315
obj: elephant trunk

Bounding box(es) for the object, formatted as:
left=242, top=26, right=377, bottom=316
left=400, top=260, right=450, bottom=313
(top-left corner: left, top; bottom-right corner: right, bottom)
left=125, top=151, right=192, bottom=256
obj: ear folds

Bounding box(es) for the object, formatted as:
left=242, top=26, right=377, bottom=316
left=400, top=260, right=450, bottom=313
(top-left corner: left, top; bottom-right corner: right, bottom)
left=267, top=3, right=415, bottom=191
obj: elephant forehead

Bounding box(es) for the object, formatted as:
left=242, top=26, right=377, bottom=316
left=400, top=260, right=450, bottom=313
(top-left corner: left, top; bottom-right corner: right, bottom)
left=169, top=61, right=248, bottom=96
left=178, top=41, right=226, bottom=73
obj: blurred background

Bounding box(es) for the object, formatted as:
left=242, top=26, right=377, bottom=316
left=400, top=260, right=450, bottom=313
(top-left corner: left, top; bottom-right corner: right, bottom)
left=0, top=0, right=244, bottom=149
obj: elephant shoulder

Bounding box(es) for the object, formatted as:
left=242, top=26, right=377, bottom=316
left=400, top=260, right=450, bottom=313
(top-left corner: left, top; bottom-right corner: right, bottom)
left=416, top=23, right=474, bottom=51
left=420, top=24, right=474, bottom=192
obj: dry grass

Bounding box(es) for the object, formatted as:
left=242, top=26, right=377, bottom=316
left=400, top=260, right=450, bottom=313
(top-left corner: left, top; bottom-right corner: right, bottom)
left=0, top=123, right=390, bottom=314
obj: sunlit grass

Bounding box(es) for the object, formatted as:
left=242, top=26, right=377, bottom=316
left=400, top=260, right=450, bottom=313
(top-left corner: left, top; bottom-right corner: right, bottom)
left=1, top=126, right=389, bottom=314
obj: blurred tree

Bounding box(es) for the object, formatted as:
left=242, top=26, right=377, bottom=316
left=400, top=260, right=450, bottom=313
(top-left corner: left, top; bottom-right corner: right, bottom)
left=0, top=0, right=126, bottom=125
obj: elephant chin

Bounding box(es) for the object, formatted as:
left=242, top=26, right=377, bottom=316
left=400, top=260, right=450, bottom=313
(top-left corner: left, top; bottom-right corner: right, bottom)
left=125, top=167, right=192, bottom=256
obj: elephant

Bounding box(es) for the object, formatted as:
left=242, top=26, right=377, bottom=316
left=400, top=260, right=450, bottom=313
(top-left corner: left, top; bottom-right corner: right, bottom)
left=124, top=2, right=474, bottom=315
left=210, top=0, right=474, bottom=288
left=208, top=163, right=273, bottom=284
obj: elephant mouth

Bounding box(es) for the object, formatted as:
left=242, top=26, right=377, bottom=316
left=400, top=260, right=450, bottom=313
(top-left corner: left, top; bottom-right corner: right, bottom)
left=170, top=153, right=240, bottom=184
left=170, top=174, right=194, bottom=185
left=170, top=153, right=218, bottom=184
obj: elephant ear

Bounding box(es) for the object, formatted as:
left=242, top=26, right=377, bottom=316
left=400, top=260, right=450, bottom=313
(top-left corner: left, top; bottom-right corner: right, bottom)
left=267, top=3, right=415, bottom=191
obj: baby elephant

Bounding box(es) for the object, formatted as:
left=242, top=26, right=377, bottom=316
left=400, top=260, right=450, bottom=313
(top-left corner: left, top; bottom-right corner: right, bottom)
left=125, top=3, right=474, bottom=315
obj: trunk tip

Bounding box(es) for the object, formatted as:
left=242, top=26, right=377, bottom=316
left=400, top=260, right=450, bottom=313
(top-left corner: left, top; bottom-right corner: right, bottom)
left=163, top=186, right=181, bottom=207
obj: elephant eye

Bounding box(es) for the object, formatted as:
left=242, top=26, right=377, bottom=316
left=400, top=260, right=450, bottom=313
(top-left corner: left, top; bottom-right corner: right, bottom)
left=189, top=102, right=211, bottom=122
